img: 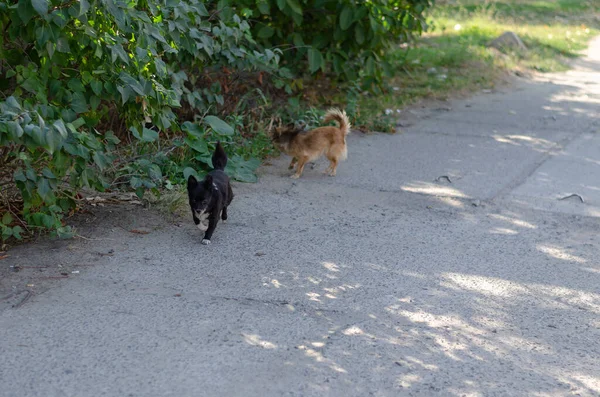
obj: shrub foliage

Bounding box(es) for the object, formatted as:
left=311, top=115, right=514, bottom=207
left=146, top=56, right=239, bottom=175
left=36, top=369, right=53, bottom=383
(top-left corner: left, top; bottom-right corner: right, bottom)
left=0, top=0, right=433, bottom=243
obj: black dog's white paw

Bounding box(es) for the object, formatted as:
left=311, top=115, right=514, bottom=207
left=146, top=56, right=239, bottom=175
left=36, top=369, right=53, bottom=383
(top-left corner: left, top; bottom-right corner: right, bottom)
left=201, top=239, right=211, bottom=245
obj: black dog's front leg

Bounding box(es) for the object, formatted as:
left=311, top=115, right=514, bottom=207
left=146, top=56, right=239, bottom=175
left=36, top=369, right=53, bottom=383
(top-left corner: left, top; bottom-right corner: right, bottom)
left=192, top=210, right=200, bottom=225
left=201, top=213, right=219, bottom=245
left=221, top=206, right=228, bottom=221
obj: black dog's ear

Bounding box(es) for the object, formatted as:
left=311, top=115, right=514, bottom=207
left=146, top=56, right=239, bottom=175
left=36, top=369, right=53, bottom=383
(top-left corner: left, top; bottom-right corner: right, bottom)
left=187, top=175, right=198, bottom=189
left=203, top=174, right=213, bottom=188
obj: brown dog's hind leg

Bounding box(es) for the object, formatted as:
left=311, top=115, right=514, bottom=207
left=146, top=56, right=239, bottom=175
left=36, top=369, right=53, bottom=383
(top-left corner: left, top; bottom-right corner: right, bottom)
left=288, top=157, right=297, bottom=170
left=291, top=156, right=308, bottom=179
left=325, top=152, right=339, bottom=176
left=328, top=158, right=339, bottom=176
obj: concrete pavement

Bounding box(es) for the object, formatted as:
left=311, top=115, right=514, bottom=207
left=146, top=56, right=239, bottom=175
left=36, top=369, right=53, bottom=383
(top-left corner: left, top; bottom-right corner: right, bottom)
left=1, top=38, right=600, bottom=397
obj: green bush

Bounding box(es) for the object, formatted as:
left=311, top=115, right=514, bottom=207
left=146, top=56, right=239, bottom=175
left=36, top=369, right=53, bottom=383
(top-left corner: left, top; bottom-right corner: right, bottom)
left=220, top=0, right=434, bottom=86
left=0, top=0, right=280, bottom=241
left=0, top=0, right=434, bottom=243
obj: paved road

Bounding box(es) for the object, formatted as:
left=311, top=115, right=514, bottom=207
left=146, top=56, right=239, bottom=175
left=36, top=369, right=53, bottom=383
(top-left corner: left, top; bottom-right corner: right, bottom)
left=2, top=39, right=600, bottom=397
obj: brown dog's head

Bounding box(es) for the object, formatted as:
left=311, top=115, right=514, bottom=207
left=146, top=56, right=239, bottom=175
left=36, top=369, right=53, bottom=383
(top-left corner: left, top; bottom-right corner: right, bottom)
left=270, top=123, right=304, bottom=151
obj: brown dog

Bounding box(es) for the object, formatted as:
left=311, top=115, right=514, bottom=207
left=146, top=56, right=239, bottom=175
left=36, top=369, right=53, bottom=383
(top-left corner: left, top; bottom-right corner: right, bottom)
left=271, top=108, right=350, bottom=179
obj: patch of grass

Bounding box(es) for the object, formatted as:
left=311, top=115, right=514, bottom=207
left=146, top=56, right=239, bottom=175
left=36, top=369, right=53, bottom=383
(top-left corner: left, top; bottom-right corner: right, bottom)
left=350, top=0, right=600, bottom=131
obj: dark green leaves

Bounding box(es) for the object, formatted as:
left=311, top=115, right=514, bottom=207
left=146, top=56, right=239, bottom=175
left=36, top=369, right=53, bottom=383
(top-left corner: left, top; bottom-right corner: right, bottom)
left=258, top=25, right=275, bottom=39
left=339, top=6, right=353, bottom=30
left=71, top=92, right=88, bottom=113
left=78, top=0, right=90, bottom=16
left=257, top=0, right=270, bottom=14
left=110, top=44, right=129, bottom=64
left=90, top=80, right=103, bottom=96
left=203, top=116, right=234, bottom=136
left=183, top=167, right=199, bottom=181
left=184, top=137, right=208, bottom=154
left=17, top=0, right=35, bottom=23
left=31, top=0, right=48, bottom=16
left=286, top=0, right=302, bottom=15
left=130, top=126, right=159, bottom=143
left=239, top=0, right=432, bottom=81
left=307, top=48, right=324, bottom=73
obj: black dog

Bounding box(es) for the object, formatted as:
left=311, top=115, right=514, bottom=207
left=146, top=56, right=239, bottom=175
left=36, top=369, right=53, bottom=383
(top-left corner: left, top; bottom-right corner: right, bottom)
left=187, top=141, right=234, bottom=245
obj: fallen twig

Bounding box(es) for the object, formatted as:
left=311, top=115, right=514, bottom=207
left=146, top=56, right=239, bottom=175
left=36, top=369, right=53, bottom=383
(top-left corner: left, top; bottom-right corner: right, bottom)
left=129, top=229, right=150, bottom=235
left=13, top=290, right=32, bottom=308
left=558, top=193, right=584, bottom=203
left=435, top=175, right=453, bottom=183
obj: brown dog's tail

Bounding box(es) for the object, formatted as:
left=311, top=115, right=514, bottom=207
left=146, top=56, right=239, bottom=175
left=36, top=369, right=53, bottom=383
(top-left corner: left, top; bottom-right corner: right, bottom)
left=323, top=108, right=351, bottom=135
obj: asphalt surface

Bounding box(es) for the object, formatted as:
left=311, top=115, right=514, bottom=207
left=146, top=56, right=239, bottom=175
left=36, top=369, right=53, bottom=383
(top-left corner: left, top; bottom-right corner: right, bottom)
left=2, top=38, right=600, bottom=397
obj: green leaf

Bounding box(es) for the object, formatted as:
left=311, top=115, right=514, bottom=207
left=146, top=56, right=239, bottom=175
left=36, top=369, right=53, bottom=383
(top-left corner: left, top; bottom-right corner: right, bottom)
left=154, top=58, right=167, bottom=77
left=140, top=127, right=159, bottom=142
left=78, top=0, right=90, bottom=16
left=45, top=128, right=63, bottom=154
left=90, top=79, right=103, bottom=96
left=7, top=121, right=24, bottom=139
left=21, top=76, right=40, bottom=94
left=276, top=0, right=285, bottom=11
left=130, top=176, right=142, bottom=189
left=195, top=2, right=208, bottom=16
left=130, top=126, right=140, bottom=140
left=257, top=25, right=275, bottom=39
left=14, top=169, right=26, bottom=182
left=257, top=0, right=269, bottom=14
left=37, top=178, right=55, bottom=203
left=340, top=6, right=353, bottom=30
left=68, top=79, right=85, bottom=92
left=233, top=167, right=258, bottom=183
left=2, top=213, right=13, bottom=225
left=42, top=167, right=56, bottom=179
left=32, top=0, right=48, bottom=16
left=307, top=48, right=323, bottom=73
left=17, top=0, right=35, bottom=24
left=36, top=23, right=54, bottom=46
left=56, top=226, right=74, bottom=239
left=120, top=73, right=145, bottom=96
left=104, top=131, right=120, bottom=145
left=184, top=137, right=208, bottom=154
left=183, top=167, right=199, bottom=181
left=2, top=226, right=13, bottom=240
left=56, top=38, right=71, bottom=53
left=52, top=151, right=70, bottom=172
left=117, top=85, right=132, bottom=104
left=26, top=125, right=45, bottom=146
left=90, top=95, right=101, bottom=110
left=292, top=33, right=304, bottom=48
left=110, top=44, right=129, bottom=64
left=286, top=0, right=302, bottom=15
left=365, top=56, right=375, bottom=77
left=71, top=92, right=88, bottom=113
left=181, top=121, right=204, bottom=137
left=46, top=42, right=55, bottom=58
left=92, top=151, right=110, bottom=170
left=203, top=116, right=234, bottom=136
left=53, top=119, right=68, bottom=138
left=355, top=24, right=365, bottom=44
left=71, top=117, right=86, bottom=129
left=5, top=96, right=21, bottom=111
left=12, top=226, right=23, bottom=239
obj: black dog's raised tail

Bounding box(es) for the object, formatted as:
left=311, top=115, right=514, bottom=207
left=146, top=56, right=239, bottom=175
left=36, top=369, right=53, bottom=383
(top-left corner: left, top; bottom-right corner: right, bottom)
left=211, top=141, right=228, bottom=171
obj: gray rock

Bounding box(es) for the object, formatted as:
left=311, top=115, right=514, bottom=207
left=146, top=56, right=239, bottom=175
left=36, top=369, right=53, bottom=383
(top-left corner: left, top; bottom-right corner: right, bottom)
left=489, top=31, right=527, bottom=51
